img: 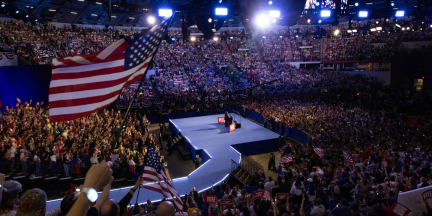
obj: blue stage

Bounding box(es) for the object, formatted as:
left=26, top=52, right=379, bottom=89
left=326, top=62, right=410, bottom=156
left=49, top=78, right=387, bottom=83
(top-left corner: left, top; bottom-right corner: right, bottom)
left=46, top=113, right=279, bottom=211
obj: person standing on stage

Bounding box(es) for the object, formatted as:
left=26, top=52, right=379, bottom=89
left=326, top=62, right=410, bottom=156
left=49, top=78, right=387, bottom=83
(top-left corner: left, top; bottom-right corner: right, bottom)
left=268, top=153, right=276, bottom=172
left=224, top=111, right=229, bottom=127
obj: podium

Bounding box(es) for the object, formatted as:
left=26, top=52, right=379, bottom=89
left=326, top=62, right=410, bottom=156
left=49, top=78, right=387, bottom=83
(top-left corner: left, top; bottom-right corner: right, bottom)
left=229, top=123, right=236, bottom=132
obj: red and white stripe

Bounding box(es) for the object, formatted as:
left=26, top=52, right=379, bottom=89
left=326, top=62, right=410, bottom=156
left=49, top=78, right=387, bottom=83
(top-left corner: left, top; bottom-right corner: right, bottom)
left=141, top=166, right=183, bottom=212
left=279, top=156, right=292, bottom=164
left=314, top=148, right=324, bottom=158
left=343, top=151, right=354, bottom=165
left=49, top=39, right=156, bottom=122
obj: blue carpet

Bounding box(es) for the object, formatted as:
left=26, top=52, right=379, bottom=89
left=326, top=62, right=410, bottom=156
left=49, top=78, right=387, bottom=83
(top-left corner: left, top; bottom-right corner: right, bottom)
left=46, top=114, right=279, bottom=211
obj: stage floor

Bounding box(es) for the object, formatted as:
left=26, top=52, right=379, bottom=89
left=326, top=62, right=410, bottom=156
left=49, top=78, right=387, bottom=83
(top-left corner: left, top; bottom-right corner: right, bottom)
left=46, top=113, right=279, bottom=211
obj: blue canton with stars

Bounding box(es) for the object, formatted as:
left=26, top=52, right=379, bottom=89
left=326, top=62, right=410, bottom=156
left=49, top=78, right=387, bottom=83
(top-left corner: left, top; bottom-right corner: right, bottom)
left=144, top=144, right=162, bottom=174
left=124, top=19, right=169, bottom=70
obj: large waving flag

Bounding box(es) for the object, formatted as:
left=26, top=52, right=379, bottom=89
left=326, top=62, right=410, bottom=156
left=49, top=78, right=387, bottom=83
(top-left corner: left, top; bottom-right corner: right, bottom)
left=141, top=143, right=183, bottom=212
left=48, top=18, right=170, bottom=122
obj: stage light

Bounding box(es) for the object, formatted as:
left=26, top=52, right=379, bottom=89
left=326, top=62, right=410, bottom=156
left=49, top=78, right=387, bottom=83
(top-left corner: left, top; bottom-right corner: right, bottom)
left=269, top=1, right=272, bottom=5
left=391, top=2, right=394, bottom=6
left=215, top=7, right=228, bottom=15
left=376, top=26, right=382, bottom=31
left=334, top=29, right=340, bottom=36
left=25, top=15, right=29, bottom=18
left=407, top=27, right=410, bottom=30
left=272, top=18, right=276, bottom=23
left=395, top=24, right=401, bottom=28
left=307, top=19, right=311, bottom=24
left=318, top=20, right=322, bottom=23
left=376, top=20, right=379, bottom=24
left=213, top=37, right=218, bottom=41
left=347, top=30, right=352, bottom=33
left=269, top=10, right=280, bottom=18
left=352, top=29, right=357, bottom=33
left=358, top=11, right=368, bottom=18
left=371, top=28, right=376, bottom=32
left=147, top=16, right=156, bottom=24
left=321, top=10, right=331, bottom=17
left=430, top=24, right=432, bottom=28
left=354, top=2, right=359, bottom=6
left=402, top=27, right=405, bottom=30
left=171, top=37, right=175, bottom=41
left=255, top=14, right=270, bottom=28
left=262, top=36, right=266, bottom=39
left=1, top=3, right=5, bottom=7
left=15, top=10, right=19, bottom=14
left=208, top=18, right=212, bottom=23
left=158, top=9, right=173, bottom=17
left=190, top=36, right=196, bottom=41
left=295, top=35, right=299, bottom=38
left=35, top=19, right=38, bottom=22
left=279, top=36, right=282, bottom=38
left=229, top=36, right=233, bottom=40
left=395, top=10, right=404, bottom=17
left=316, top=2, right=320, bottom=6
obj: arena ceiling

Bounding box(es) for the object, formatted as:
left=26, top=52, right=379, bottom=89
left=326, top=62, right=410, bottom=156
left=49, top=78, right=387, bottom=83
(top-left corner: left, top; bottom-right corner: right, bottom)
left=0, top=0, right=429, bottom=27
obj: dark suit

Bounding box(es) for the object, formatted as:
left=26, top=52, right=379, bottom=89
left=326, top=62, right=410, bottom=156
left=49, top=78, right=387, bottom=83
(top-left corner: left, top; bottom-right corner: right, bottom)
left=224, top=113, right=229, bottom=127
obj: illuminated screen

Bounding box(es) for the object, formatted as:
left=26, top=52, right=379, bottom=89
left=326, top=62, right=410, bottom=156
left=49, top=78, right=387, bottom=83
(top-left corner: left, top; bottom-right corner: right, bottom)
left=305, top=0, right=348, bottom=9
left=215, top=7, right=228, bottom=15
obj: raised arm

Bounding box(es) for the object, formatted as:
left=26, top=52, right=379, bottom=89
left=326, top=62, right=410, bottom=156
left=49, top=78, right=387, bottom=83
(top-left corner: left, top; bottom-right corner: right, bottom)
left=300, top=194, right=305, bottom=215
left=66, top=161, right=113, bottom=216
left=273, top=198, right=279, bottom=215
left=93, top=176, right=114, bottom=210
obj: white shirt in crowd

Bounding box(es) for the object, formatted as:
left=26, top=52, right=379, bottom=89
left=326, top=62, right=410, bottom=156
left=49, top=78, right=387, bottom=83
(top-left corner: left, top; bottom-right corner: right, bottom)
left=264, top=180, right=275, bottom=193
left=50, top=155, right=57, bottom=162
left=129, top=159, right=136, bottom=166
left=90, top=156, right=99, bottom=164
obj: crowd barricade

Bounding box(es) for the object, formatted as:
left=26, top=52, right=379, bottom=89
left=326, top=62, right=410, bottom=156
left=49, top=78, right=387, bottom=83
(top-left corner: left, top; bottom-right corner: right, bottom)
left=244, top=109, right=310, bottom=144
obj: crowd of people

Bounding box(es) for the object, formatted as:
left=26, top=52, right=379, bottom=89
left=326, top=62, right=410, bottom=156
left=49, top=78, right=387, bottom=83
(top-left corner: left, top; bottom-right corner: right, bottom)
left=0, top=99, right=168, bottom=183
left=0, top=18, right=430, bottom=67
left=2, top=69, right=432, bottom=216
left=243, top=73, right=432, bottom=215
left=1, top=16, right=432, bottom=216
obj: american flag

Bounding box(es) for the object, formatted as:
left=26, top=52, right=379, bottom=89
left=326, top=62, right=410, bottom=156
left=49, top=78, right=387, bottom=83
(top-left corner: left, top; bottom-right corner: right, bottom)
left=343, top=151, right=354, bottom=165
left=279, top=156, right=293, bottom=164
left=314, top=148, right=324, bottom=158
left=141, top=143, right=183, bottom=212
left=48, top=17, right=170, bottom=122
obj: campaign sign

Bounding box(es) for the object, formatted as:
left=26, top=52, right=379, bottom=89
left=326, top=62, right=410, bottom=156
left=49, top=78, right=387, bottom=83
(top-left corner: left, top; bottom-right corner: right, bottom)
left=230, top=123, right=236, bottom=132
left=206, top=195, right=218, bottom=204
left=218, top=117, right=225, bottom=124
left=220, top=199, right=234, bottom=206
left=390, top=201, right=412, bottom=216
left=253, top=190, right=265, bottom=199
left=276, top=193, right=289, bottom=200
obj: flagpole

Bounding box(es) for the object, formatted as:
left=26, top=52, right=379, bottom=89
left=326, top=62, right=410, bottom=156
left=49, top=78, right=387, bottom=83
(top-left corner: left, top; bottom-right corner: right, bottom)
left=109, top=13, right=175, bottom=156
